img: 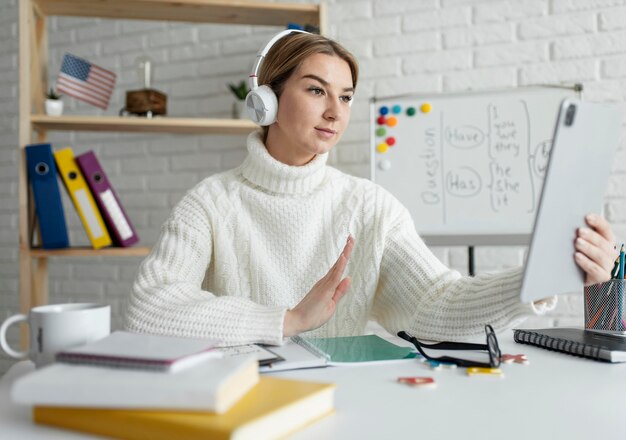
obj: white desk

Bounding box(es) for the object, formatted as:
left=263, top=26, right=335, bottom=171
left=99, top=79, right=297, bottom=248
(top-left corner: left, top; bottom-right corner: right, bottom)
left=1, top=336, right=625, bottom=440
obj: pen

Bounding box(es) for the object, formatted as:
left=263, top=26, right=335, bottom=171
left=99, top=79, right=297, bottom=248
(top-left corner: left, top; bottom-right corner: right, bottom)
left=611, top=256, right=620, bottom=279
left=613, top=245, right=625, bottom=331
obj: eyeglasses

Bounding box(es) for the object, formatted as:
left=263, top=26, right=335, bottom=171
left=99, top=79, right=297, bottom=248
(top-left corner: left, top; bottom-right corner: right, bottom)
left=397, top=324, right=501, bottom=369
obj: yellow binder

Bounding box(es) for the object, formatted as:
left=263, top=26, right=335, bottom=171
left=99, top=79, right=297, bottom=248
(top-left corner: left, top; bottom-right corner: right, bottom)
left=54, top=147, right=112, bottom=249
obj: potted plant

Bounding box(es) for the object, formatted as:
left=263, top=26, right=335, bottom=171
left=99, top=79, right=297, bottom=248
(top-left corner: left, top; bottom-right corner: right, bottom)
left=45, top=88, right=64, bottom=116
left=228, top=80, right=249, bottom=119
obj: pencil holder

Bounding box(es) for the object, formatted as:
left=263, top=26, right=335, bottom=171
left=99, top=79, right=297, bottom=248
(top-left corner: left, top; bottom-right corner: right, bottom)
left=584, top=280, right=626, bottom=333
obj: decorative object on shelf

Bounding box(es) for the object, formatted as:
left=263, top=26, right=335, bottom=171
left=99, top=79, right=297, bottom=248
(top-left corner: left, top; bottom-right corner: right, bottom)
left=44, top=88, right=63, bottom=116
left=56, top=53, right=116, bottom=110
left=228, top=80, right=249, bottom=119
left=120, top=56, right=167, bottom=118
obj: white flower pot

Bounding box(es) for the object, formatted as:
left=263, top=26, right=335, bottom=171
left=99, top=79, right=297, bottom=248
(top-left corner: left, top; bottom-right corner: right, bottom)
left=232, top=100, right=247, bottom=119
left=45, top=99, right=64, bottom=116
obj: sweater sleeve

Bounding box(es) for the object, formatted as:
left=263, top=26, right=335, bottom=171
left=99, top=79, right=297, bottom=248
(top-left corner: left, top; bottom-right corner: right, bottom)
left=370, top=201, right=556, bottom=342
left=124, top=191, right=287, bottom=346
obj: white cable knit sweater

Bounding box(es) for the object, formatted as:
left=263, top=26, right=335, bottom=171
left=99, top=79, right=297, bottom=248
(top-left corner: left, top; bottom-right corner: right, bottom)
left=126, top=131, right=554, bottom=346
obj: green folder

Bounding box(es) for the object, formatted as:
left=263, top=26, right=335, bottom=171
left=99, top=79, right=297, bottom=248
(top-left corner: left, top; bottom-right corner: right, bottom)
left=302, top=335, right=418, bottom=364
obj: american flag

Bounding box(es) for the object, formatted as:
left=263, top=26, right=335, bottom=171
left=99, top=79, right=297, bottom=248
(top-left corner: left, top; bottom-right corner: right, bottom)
left=56, top=53, right=116, bottom=110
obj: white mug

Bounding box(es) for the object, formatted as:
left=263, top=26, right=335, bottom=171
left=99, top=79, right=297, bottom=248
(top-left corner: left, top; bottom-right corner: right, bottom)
left=0, top=303, right=110, bottom=367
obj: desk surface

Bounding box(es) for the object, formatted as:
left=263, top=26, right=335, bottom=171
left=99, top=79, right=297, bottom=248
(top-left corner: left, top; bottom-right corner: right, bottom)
left=2, top=335, right=625, bottom=440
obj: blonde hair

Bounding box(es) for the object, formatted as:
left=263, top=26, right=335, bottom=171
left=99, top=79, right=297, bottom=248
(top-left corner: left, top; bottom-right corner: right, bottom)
left=258, top=32, right=359, bottom=140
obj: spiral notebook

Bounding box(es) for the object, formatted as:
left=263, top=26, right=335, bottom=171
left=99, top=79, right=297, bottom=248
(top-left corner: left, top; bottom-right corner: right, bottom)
left=259, top=336, right=330, bottom=372
left=513, top=328, right=626, bottom=363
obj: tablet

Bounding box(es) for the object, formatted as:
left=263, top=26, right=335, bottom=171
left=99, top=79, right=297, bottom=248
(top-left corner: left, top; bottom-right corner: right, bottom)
left=520, top=99, right=623, bottom=303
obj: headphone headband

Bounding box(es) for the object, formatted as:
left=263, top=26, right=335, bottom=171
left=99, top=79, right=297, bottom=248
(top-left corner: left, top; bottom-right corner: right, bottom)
left=248, top=29, right=308, bottom=91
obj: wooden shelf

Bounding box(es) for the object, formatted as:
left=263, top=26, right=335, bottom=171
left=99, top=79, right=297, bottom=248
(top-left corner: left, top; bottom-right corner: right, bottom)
left=18, top=0, right=324, bottom=314
left=28, top=246, right=152, bottom=258
left=31, top=115, right=258, bottom=135
left=33, top=0, right=321, bottom=26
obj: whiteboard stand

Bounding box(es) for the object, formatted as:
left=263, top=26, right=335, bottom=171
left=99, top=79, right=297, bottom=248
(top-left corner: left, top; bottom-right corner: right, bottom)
left=422, top=233, right=531, bottom=276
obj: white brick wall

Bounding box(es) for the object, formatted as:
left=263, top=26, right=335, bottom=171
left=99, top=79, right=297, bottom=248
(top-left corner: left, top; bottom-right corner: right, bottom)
left=2, top=0, right=626, bottom=374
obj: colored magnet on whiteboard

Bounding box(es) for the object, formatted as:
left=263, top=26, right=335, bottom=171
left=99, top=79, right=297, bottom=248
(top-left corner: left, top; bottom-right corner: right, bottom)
left=378, top=159, right=391, bottom=171
left=386, top=116, right=398, bottom=127
left=397, top=377, right=437, bottom=388
left=386, top=136, right=396, bottom=146
left=377, top=116, right=386, bottom=125
left=376, top=143, right=389, bottom=154
left=467, top=367, right=503, bottom=377
left=379, top=106, right=389, bottom=115
left=420, top=103, right=432, bottom=113
left=406, top=107, right=416, bottom=116
left=376, top=127, right=386, bottom=137
left=392, top=104, right=402, bottom=114
left=500, top=354, right=529, bottom=365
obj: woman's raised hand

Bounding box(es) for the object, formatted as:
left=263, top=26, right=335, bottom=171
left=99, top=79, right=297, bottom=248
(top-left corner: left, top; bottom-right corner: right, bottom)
left=283, top=235, right=354, bottom=337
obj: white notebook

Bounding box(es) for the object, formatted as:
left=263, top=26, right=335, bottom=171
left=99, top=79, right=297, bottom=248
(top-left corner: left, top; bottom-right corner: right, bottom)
left=12, top=356, right=259, bottom=413
left=55, top=331, right=221, bottom=373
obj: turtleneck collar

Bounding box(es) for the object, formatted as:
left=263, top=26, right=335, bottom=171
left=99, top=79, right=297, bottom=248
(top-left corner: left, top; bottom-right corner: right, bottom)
left=240, top=130, right=329, bottom=195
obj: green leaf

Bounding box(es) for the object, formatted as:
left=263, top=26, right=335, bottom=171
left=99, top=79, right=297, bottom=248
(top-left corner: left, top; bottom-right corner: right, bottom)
left=227, top=80, right=249, bottom=100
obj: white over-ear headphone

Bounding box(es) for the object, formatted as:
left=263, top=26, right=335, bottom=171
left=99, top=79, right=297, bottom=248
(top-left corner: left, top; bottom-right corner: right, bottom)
left=246, top=29, right=308, bottom=126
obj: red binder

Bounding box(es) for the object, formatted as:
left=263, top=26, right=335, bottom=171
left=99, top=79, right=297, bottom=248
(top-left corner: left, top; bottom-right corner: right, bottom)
left=75, top=151, right=139, bottom=247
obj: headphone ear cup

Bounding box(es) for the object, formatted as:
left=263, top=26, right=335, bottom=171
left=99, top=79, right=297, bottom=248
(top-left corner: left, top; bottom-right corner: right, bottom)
left=245, top=85, right=278, bottom=126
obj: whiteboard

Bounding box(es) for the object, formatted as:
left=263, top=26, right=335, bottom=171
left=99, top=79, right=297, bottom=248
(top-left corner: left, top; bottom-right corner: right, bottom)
left=370, top=86, right=581, bottom=245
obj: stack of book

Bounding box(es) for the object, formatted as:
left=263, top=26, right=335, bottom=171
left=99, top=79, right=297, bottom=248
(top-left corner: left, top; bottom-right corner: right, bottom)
left=12, top=331, right=335, bottom=439
left=25, top=143, right=140, bottom=250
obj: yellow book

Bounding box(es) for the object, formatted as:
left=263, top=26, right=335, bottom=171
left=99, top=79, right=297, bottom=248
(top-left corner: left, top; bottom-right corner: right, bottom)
left=54, top=147, right=112, bottom=249
left=34, top=377, right=335, bottom=440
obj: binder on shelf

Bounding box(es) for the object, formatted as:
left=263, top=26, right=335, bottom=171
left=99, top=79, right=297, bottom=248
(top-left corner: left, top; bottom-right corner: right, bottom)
left=54, top=147, right=112, bottom=249
left=25, top=143, right=69, bottom=249
left=75, top=151, right=139, bottom=247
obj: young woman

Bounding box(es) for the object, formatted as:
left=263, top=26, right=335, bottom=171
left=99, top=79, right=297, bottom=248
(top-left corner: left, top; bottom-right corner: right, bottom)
left=126, top=32, right=616, bottom=346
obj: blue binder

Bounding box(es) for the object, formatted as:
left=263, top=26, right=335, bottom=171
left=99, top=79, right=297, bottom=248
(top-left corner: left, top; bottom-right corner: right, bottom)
left=25, top=143, right=69, bottom=249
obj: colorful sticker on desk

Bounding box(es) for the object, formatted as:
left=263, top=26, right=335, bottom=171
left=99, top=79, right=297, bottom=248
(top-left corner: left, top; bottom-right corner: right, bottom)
left=398, top=376, right=437, bottom=389
left=425, top=360, right=457, bottom=370
left=467, top=367, right=504, bottom=377
left=500, top=354, right=529, bottom=365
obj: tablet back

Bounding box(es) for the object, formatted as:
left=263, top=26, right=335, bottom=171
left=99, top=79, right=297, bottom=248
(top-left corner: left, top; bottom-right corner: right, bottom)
left=520, top=99, right=623, bottom=303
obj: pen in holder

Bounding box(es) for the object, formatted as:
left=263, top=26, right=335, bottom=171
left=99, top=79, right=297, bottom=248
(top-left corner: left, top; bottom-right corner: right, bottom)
left=584, top=280, right=626, bottom=334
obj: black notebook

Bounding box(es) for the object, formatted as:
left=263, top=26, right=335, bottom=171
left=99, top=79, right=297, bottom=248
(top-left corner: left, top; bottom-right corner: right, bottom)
left=514, top=328, right=626, bottom=363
